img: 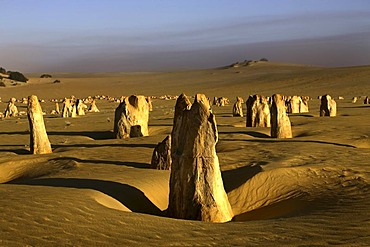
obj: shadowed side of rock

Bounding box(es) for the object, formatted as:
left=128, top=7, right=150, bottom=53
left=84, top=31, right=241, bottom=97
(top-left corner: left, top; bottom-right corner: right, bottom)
left=246, top=95, right=260, bottom=127
left=150, top=135, right=171, bottom=170
left=168, top=93, right=233, bottom=222
left=320, top=94, right=337, bottom=117
left=27, top=95, right=52, bottom=154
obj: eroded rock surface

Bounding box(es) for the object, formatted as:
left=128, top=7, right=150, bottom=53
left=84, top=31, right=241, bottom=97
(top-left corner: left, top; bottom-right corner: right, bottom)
left=168, top=93, right=233, bottom=222
left=320, top=94, right=337, bottom=117
left=150, top=135, right=171, bottom=170
left=27, top=95, right=52, bottom=154
left=232, top=97, right=244, bottom=117
left=114, top=95, right=149, bottom=139
left=4, top=97, right=18, bottom=118
left=271, top=94, right=292, bottom=138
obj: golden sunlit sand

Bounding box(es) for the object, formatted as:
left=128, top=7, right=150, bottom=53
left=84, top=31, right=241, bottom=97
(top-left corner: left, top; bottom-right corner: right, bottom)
left=0, top=62, right=369, bottom=246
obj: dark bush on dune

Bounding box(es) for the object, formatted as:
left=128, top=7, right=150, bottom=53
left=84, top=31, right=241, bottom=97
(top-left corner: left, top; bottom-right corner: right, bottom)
left=40, top=74, right=52, bottom=78
left=260, top=58, right=269, bottom=61
left=53, top=79, right=61, bottom=83
left=0, top=67, right=6, bottom=74
left=8, top=71, right=28, bottom=82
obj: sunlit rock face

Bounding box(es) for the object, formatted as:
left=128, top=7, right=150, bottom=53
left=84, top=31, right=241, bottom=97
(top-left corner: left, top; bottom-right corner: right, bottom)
left=320, top=94, right=337, bottom=117
left=168, top=93, right=233, bottom=223
left=114, top=95, right=149, bottom=139
left=27, top=95, right=52, bottom=154
left=271, top=94, right=292, bottom=139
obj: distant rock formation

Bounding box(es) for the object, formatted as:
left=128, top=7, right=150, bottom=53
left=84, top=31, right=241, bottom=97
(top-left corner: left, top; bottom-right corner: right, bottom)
left=27, top=95, right=52, bottom=154
left=232, top=97, right=244, bottom=117
left=88, top=99, right=100, bottom=112
left=246, top=94, right=270, bottom=127
left=213, top=97, right=229, bottom=106
left=320, top=94, right=337, bottom=117
left=4, top=97, right=18, bottom=118
left=62, top=98, right=73, bottom=118
left=150, top=135, right=171, bottom=170
left=288, top=96, right=302, bottom=114
left=246, top=95, right=258, bottom=127
left=256, top=95, right=271, bottom=127
left=168, top=93, right=233, bottom=222
left=76, top=99, right=87, bottom=116
left=271, top=94, right=292, bottom=138
left=300, top=96, right=310, bottom=113
left=114, top=95, right=149, bottom=139
left=55, top=102, right=60, bottom=114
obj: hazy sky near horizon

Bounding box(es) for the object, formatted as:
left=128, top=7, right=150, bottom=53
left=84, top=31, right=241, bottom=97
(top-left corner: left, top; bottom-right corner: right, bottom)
left=1, top=0, right=370, bottom=72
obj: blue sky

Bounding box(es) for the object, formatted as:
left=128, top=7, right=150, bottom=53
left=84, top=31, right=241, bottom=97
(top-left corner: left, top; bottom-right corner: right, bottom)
left=1, top=0, right=370, bottom=72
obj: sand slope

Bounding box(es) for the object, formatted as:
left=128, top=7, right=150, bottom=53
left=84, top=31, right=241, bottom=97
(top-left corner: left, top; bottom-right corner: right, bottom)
left=0, top=62, right=369, bottom=246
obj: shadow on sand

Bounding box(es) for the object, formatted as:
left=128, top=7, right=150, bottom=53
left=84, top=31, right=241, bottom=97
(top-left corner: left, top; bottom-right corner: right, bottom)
left=0, top=131, right=114, bottom=140
left=49, top=131, right=114, bottom=140
left=219, top=130, right=270, bottom=138
left=12, top=178, right=163, bottom=216
left=0, top=144, right=30, bottom=155
left=222, top=138, right=356, bottom=148
left=0, top=142, right=156, bottom=155
left=51, top=157, right=150, bottom=169
left=52, top=143, right=157, bottom=149
left=222, top=163, right=265, bottom=192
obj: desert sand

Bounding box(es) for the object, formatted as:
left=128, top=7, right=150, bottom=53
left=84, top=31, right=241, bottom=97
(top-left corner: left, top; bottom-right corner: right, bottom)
left=0, top=61, right=369, bottom=246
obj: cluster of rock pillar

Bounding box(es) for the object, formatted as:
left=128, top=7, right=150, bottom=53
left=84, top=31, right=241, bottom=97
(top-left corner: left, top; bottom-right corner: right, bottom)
left=213, top=96, right=229, bottom=106
left=286, top=95, right=309, bottom=114
left=246, top=95, right=271, bottom=128
left=243, top=94, right=293, bottom=138
left=61, top=97, right=89, bottom=118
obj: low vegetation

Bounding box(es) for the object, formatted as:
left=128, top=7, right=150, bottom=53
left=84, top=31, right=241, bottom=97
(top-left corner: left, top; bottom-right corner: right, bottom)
left=0, top=66, right=28, bottom=83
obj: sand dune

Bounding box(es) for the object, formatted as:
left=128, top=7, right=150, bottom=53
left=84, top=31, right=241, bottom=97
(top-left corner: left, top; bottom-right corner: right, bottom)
left=0, top=62, right=369, bottom=246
